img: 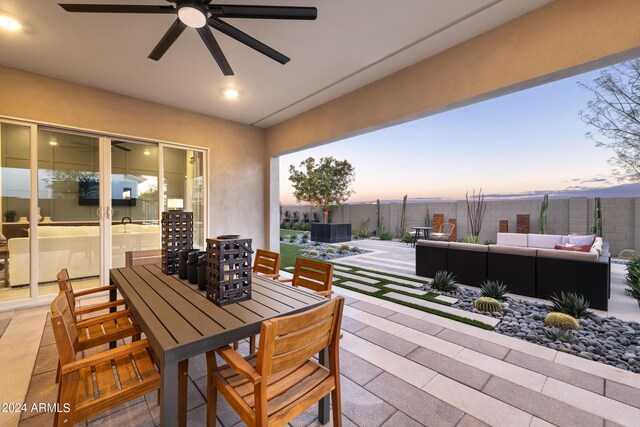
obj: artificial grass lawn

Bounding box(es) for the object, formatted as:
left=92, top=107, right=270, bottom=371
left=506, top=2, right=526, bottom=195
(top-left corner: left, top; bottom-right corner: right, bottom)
left=280, top=229, right=300, bottom=238
left=279, top=242, right=495, bottom=330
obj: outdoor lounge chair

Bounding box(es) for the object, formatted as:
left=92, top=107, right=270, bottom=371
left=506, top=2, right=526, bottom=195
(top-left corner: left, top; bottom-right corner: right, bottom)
left=429, top=223, right=455, bottom=241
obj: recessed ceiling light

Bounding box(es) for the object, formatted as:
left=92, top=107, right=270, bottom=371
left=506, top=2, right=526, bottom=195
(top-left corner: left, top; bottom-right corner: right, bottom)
left=0, top=16, right=22, bottom=32
left=49, top=141, right=57, bottom=146
left=177, top=1, right=207, bottom=28
left=224, top=88, right=239, bottom=100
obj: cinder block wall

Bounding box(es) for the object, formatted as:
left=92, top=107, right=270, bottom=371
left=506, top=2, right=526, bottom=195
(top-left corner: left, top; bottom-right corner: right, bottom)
left=282, top=197, right=640, bottom=255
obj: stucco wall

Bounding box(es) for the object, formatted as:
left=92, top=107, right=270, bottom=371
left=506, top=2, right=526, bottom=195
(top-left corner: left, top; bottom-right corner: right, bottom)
left=266, top=0, right=640, bottom=250
left=282, top=197, right=638, bottom=255
left=0, top=65, right=267, bottom=247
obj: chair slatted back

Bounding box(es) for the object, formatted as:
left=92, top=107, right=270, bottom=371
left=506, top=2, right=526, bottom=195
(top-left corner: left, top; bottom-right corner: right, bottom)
left=51, top=292, right=79, bottom=365
left=448, top=219, right=457, bottom=241
left=253, top=249, right=281, bottom=276
left=291, top=258, right=333, bottom=293
left=125, top=249, right=162, bottom=267
left=57, top=268, right=76, bottom=309
left=256, top=297, right=344, bottom=377
left=432, top=213, right=444, bottom=234
left=439, top=222, right=455, bottom=235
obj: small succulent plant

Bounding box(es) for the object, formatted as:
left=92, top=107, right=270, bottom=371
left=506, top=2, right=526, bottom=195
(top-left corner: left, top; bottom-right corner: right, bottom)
left=430, top=271, right=458, bottom=293
left=325, top=247, right=335, bottom=254
left=340, top=243, right=350, bottom=251
left=308, top=249, right=319, bottom=256
left=474, top=297, right=502, bottom=313
left=549, top=292, right=591, bottom=319
left=480, top=280, right=508, bottom=300
left=545, top=327, right=577, bottom=343
left=544, top=312, right=580, bottom=330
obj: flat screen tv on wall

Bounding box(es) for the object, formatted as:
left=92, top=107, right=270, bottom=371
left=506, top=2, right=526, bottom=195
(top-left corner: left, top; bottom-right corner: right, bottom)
left=78, top=178, right=136, bottom=206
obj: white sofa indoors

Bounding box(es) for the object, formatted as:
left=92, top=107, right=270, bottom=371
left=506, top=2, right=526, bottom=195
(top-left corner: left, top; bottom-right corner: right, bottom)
left=8, top=224, right=160, bottom=286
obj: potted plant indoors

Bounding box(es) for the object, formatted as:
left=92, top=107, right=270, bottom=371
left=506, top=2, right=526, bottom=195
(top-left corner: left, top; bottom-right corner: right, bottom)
left=4, top=210, right=17, bottom=222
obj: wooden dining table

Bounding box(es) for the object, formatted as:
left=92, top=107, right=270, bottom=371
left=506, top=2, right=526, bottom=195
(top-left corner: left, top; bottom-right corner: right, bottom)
left=109, top=264, right=329, bottom=426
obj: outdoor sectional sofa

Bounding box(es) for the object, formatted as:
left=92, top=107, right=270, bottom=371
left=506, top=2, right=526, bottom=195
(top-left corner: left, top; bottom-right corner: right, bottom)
left=416, top=232, right=611, bottom=310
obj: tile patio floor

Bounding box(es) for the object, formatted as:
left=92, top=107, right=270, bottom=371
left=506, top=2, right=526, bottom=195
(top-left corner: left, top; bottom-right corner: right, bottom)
left=1, top=239, right=639, bottom=426
left=2, top=284, right=640, bottom=427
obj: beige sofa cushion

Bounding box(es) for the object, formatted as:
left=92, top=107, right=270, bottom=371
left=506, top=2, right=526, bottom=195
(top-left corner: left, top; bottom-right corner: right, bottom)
left=592, top=237, right=603, bottom=256
left=416, top=240, right=449, bottom=248
left=488, top=245, right=537, bottom=256
left=537, top=248, right=599, bottom=262
left=527, top=234, right=563, bottom=249
left=449, top=242, right=488, bottom=252
left=496, top=232, right=528, bottom=247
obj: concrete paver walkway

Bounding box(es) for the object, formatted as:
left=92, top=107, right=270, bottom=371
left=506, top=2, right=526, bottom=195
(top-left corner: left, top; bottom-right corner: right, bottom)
left=3, top=286, right=638, bottom=427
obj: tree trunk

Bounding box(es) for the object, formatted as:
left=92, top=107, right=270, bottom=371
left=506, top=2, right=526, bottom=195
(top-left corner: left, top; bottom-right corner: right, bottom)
left=323, top=209, right=329, bottom=224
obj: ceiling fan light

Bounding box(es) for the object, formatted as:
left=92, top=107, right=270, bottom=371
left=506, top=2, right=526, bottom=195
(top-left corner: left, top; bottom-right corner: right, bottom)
left=0, top=16, right=22, bottom=32
left=177, top=2, right=207, bottom=28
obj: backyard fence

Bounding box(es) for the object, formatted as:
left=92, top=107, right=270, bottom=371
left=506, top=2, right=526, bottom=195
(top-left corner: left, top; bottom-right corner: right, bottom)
left=282, top=197, right=640, bottom=255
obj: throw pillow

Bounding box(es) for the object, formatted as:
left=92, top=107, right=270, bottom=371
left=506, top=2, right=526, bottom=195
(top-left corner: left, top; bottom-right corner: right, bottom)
left=568, top=234, right=595, bottom=246
left=554, top=244, right=592, bottom=252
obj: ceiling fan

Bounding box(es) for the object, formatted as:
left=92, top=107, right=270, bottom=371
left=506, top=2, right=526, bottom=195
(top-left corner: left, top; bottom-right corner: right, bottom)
left=59, top=1, right=317, bottom=76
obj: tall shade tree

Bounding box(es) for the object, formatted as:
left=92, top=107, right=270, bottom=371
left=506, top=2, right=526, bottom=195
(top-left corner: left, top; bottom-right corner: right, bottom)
left=289, top=157, right=355, bottom=223
left=579, top=59, right=640, bottom=180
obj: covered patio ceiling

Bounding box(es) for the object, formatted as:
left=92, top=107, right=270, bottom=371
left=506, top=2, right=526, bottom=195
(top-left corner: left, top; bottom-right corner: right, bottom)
left=0, top=0, right=551, bottom=127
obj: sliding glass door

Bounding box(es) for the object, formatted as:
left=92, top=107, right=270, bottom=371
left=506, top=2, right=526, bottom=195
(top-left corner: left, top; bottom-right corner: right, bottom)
left=36, top=129, right=102, bottom=295
left=111, top=141, right=160, bottom=268
left=0, top=121, right=34, bottom=302
left=0, top=118, right=207, bottom=309
left=163, top=147, right=205, bottom=249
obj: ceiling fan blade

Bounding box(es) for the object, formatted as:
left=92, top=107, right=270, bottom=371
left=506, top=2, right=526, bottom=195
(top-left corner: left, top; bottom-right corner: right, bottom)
left=111, top=142, right=132, bottom=151
left=209, top=5, right=317, bottom=20
left=196, top=26, right=234, bottom=76
left=148, top=19, right=187, bottom=61
left=210, top=18, right=289, bottom=64
left=59, top=4, right=176, bottom=14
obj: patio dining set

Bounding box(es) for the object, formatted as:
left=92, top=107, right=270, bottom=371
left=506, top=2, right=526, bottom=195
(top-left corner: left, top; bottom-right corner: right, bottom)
left=48, top=247, right=345, bottom=427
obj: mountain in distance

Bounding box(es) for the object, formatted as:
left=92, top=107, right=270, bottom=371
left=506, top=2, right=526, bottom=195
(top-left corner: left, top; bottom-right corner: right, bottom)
left=351, top=182, right=640, bottom=205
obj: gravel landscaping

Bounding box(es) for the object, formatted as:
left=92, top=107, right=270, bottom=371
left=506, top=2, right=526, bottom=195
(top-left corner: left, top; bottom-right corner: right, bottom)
left=418, top=285, right=640, bottom=373
left=281, top=232, right=370, bottom=261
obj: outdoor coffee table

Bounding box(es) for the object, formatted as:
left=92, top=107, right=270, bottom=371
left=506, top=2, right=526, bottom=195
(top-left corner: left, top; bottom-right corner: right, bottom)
left=411, top=226, right=432, bottom=247
left=110, top=264, right=328, bottom=426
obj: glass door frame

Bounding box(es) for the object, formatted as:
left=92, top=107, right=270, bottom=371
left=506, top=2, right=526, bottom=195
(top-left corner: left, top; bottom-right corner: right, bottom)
left=0, top=117, right=208, bottom=311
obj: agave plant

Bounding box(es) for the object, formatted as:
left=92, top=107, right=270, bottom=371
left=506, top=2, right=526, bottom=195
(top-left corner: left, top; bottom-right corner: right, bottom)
left=460, top=235, right=480, bottom=244
left=549, top=292, right=591, bottom=319
left=480, top=280, right=508, bottom=300
left=431, top=271, right=458, bottom=293
left=545, top=327, right=577, bottom=343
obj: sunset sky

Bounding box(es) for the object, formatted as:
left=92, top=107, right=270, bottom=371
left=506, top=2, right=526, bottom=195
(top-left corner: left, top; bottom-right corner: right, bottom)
left=279, top=66, right=624, bottom=205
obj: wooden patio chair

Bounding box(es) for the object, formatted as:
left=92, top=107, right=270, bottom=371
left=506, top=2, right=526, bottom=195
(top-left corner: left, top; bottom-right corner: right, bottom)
left=205, top=296, right=345, bottom=427
left=57, top=268, right=126, bottom=320
left=429, top=222, right=455, bottom=241
left=245, top=249, right=281, bottom=353
left=279, top=257, right=334, bottom=298
left=125, top=249, right=162, bottom=267
left=50, top=292, right=160, bottom=427
left=253, top=249, right=281, bottom=279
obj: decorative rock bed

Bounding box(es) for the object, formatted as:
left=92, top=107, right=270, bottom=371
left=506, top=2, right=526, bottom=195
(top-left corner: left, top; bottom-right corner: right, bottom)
left=281, top=233, right=370, bottom=261
left=418, top=285, right=640, bottom=373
